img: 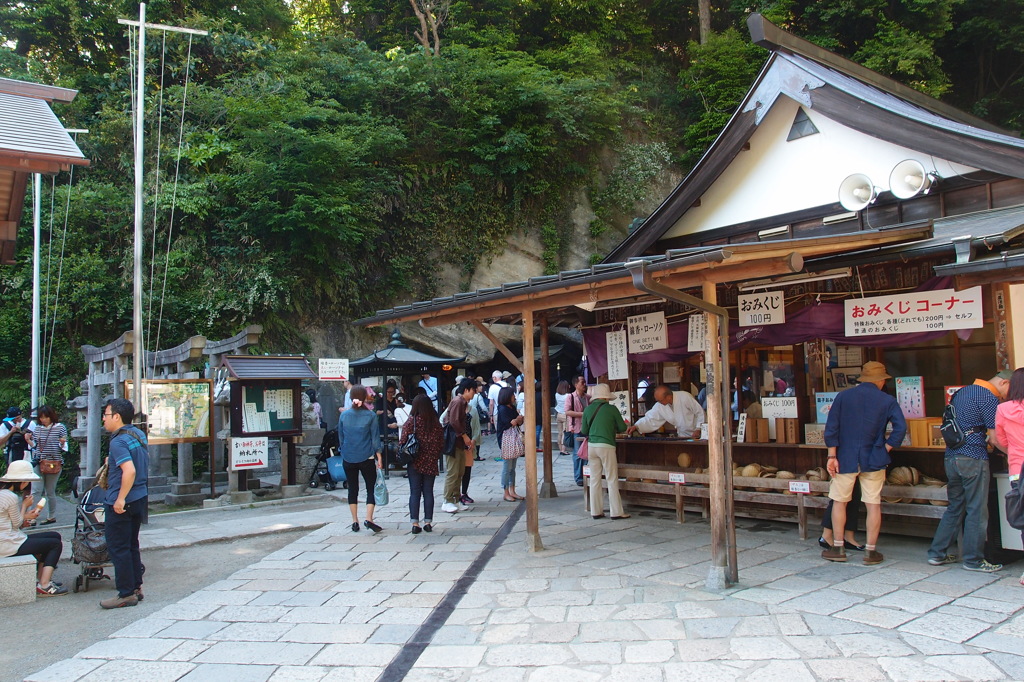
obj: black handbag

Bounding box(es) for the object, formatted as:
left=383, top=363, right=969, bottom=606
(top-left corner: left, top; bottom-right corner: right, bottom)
left=72, top=529, right=109, bottom=564
left=395, top=419, right=419, bottom=466
left=1006, top=477, right=1024, bottom=531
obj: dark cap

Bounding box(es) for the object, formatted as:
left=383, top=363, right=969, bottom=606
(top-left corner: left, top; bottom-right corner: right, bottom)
left=6, top=406, right=21, bottom=418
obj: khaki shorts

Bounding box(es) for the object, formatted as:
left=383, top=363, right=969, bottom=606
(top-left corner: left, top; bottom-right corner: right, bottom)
left=828, top=468, right=885, bottom=504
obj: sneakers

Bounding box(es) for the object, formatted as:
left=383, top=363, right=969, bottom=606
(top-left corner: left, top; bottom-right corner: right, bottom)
left=457, top=502, right=470, bottom=512
left=963, top=560, right=1003, bottom=573
left=460, top=494, right=475, bottom=504
left=36, top=582, right=68, bottom=597
left=862, top=549, right=884, bottom=566
left=821, top=546, right=847, bottom=562
left=928, top=554, right=958, bottom=566
left=100, top=593, right=139, bottom=609
left=441, top=502, right=458, bottom=514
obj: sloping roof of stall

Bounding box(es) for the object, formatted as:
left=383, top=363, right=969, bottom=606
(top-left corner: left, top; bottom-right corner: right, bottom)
left=354, top=225, right=930, bottom=329
left=350, top=331, right=465, bottom=369
left=222, top=355, right=317, bottom=380
left=603, top=14, right=1024, bottom=263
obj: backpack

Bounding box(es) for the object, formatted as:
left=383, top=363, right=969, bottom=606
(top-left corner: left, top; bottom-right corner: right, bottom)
left=939, top=389, right=985, bottom=450
left=320, top=428, right=339, bottom=460
left=3, top=419, right=30, bottom=461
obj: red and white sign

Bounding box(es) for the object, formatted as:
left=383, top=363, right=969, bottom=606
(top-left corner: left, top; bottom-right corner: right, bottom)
left=318, top=358, right=349, bottom=382
left=229, top=437, right=269, bottom=471
left=844, top=287, right=983, bottom=337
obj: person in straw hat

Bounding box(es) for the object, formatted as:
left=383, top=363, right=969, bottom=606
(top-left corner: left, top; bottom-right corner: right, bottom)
left=581, top=384, right=630, bottom=520
left=822, top=361, right=907, bottom=566
left=0, top=459, right=67, bottom=596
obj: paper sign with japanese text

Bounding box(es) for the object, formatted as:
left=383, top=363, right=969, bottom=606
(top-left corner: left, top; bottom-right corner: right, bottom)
left=844, top=287, right=983, bottom=337
left=944, top=385, right=966, bottom=405
left=669, top=472, right=686, bottom=484
left=738, top=291, right=786, bottom=326
left=627, top=311, right=668, bottom=353
left=815, top=392, right=838, bottom=424
left=229, top=436, right=269, bottom=471
left=688, top=313, right=707, bottom=352
left=789, top=481, right=810, bottom=494
left=606, top=330, right=628, bottom=381
left=582, top=466, right=591, bottom=478
left=608, top=390, right=632, bottom=424
left=762, top=397, right=798, bottom=440
left=895, top=376, right=925, bottom=419
left=318, top=358, right=350, bottom=382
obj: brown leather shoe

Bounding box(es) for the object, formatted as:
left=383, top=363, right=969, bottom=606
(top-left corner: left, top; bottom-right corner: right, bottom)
left=863, top=549, right=884, bottom=566
left=821, top=546, right=847, bottom=562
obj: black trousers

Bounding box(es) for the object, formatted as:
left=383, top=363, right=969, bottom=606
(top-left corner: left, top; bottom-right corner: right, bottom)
left=15, top=530, right=62, bottom=568
left=106, top=497, right=147, bottom=598
left=343, top=458, right=377, bottom=506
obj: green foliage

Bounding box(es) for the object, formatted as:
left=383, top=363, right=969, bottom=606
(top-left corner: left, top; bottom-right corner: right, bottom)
left=678, top=28, right=766, bottom=168
left=591, top=142, right=674, bottom=237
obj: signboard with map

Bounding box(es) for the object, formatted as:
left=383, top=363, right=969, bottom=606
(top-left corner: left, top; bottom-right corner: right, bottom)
left=127, top=380, right=213, bottom=444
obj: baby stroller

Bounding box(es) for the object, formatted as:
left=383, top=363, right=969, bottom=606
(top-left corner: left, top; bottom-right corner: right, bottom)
left=70, top=485, right=112, bottom=593
left=308, top=429, right=347, bottom=491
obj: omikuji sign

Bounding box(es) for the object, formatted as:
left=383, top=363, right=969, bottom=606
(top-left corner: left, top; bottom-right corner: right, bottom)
left=738, top=291, right=786, bottom=327
left=844, top=287, right=984, bottom=337
left=627, top=311, right=667, bottom=353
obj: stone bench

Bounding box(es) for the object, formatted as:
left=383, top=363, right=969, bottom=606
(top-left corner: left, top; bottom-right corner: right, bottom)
left=0, top=555, right=37, bottom=605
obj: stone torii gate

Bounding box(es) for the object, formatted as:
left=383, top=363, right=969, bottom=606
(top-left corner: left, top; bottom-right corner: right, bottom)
left=72, top=326, right=262, bottom=502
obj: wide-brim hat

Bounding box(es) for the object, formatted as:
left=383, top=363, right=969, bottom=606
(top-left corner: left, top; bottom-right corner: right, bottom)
left=858, top=361, right=892, bottom=383
left=591, top=383, right=612, bottom=401
left=501, top=371, right=512, bottom=379
left=0, top=459, right=40, bottom=482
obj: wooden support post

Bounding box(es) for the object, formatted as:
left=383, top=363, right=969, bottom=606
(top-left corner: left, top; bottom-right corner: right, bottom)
left=675, top=484, right=685, bottom=523
left=703, top=281, right=728, bottom=590
left=471, top=320, right=525, bottom=373
left=539, top=315, right=556, bottom=498
left=797, top=492, right=807, bottom=540
left=522, top=309, right=543, bottom=552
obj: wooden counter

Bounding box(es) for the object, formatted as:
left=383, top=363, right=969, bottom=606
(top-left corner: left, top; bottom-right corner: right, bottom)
left=596, top=436, right=949, bottom=538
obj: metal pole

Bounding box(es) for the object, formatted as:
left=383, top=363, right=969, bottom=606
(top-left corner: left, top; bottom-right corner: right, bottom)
left=31, top=174, right=41, bottom=409
left=132, top=2, right=146, bottom=411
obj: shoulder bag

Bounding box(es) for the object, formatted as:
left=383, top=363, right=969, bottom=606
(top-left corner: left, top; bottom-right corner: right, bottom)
left=395, top=418, right=419, bottom=466
left=36, top=427, right=63, bottom=476
left=577, top=402, right=610, bottom=462
left=500, top=424, right=525, bottom=460
left=373, top=466, right=389, bottom=506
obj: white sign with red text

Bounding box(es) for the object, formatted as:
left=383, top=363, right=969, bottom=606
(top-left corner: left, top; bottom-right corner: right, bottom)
left=318, top=358, right=349, bottom=382
left=844, top=287, right=983, bottom=337
left=229, top=437, right=269, bottom=471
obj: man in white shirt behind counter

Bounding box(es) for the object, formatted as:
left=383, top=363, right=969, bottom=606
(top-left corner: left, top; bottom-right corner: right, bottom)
left=626, top=384, right=705, bottom=438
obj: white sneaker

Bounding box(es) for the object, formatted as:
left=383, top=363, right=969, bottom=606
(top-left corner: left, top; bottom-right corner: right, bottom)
left=441, top=502, right=458, bottom=513
left=458, top=502, right=470, bottom=511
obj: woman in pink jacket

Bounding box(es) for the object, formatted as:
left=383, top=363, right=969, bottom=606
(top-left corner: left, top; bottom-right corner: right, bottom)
left=996, top=367, right=1024, bottom=585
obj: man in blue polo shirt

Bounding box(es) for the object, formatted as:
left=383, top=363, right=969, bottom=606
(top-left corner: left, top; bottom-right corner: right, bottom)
left=100, top=397, right=150, bottom=609
left=928, top=370, right=1011, bottom=572
left=822, top=361, right=906, bottom=566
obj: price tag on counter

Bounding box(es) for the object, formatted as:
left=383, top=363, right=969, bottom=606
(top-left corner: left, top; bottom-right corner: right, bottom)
left=669, top=472, right=686, bottom=484
left=788, top=481, right=810, bottom=494
left=582, top=466, right=591, bottom=478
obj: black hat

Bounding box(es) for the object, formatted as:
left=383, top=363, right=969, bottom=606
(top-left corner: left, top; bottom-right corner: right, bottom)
left=6, top=406, right=21, bottom=418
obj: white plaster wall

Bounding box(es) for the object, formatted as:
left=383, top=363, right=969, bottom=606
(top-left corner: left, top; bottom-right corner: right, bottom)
left=1011, top=283, right=1024, bottom=367
left=665, top=96, right=977, bottom=238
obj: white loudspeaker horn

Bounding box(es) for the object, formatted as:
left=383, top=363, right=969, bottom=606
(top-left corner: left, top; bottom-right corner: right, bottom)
left=838, top=173, right=877, bottom=212
left=889, top=159, right=936, bottom=199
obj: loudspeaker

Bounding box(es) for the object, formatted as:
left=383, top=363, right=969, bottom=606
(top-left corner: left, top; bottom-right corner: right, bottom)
left=838, top=173, right=877, bottom=212
left=889, top=159, right=936, bottom=199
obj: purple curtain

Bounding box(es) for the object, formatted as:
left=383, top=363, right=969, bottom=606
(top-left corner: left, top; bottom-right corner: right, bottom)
left=583, top=276, right=970, bottom=377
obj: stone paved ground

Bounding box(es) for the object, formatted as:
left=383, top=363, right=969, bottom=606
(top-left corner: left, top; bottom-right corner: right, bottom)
left=24, top=438, right=1024, bottom=682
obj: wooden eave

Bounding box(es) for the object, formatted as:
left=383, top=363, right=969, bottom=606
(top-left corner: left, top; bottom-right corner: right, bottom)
left=0, top=151, right=89, bottom=175
left=355, top=225, right=930, bottom=330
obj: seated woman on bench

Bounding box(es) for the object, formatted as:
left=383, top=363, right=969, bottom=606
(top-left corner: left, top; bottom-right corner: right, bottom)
left=0, top=460, right=67, bottom=596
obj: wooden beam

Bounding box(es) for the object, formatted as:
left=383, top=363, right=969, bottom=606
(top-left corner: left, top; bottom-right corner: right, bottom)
left=470, top=320, right=524, bottom=373
left=703, top=280, right=728, bottom=589
left=539, top=315, right=556, bottom=498
left=421, top=255, right=803, bottom=328
left=522, top=309, right=543, bottom=551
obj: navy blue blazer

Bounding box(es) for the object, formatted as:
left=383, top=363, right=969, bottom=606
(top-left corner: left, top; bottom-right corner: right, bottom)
left=823, top=382, right=907, bottom=473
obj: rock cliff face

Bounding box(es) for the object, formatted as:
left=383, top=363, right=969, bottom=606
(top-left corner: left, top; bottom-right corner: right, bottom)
left=307, top=167, right=683, bottom=364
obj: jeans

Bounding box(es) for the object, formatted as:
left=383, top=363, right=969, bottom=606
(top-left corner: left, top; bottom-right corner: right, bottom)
left=105, top=497, right=147, bottom=598
left=407, top=467, right=435, bottom=523
left=31, top=469, right=60, bottom=522
left=929, top=456, right=990, bottom=567
left=501, top=457, right=518, bottom=489
left=569, top=434, right=584, bottom=484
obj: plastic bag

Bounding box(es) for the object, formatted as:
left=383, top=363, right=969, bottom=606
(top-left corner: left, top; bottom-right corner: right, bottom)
left=373, top=467, right=389, bottom=506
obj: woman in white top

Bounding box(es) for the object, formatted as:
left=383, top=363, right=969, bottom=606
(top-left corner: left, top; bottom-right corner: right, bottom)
left=555, top=379, right=570, bottom=455
left=0, top=460, right=67, bottom=596
left=30, top=405, right=66, bottom=525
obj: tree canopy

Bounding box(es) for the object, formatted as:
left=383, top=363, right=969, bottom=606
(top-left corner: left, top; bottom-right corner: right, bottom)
left=2, top=0, right=1022, bottom=410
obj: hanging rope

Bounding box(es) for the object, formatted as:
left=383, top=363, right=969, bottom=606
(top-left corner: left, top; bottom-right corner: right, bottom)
left=152, top=33, right=195, bottom=361
left=145, top=31, right=169, bottom=379
left=41, top=161, right=77, bottom=399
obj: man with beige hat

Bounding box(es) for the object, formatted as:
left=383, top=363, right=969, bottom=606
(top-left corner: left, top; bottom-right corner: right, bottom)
left=580, top=384, right=630, bottom=519
left=822, top=361, right=907, bottom=566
